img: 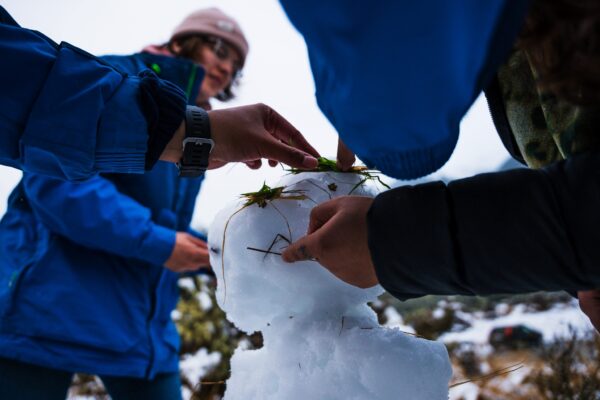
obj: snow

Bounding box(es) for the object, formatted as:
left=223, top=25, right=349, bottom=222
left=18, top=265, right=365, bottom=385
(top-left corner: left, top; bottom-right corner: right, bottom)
left=449, top=382, right=479, bottom=400
left=196, top=291, right=213, bottom=311
left=383, top=306, right=415, bottom=334
left=208, top=171, right=452, bottom=400
left=180, top=348, right=222, bottom=389
left=441, top=300, right=595, bottom=344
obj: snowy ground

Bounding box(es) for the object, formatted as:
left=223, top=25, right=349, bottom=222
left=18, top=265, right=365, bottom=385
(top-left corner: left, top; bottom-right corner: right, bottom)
left=440, top=299, right=594, bottom=345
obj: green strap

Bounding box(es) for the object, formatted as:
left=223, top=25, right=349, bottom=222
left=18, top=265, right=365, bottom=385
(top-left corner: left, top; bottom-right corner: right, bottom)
left=185, top=66, right=198, bottom=100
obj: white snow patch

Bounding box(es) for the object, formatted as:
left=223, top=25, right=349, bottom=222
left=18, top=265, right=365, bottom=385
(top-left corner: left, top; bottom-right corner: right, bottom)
left=178, top=277, right=196, bottom=291
left=196, top=291, right=213, bottom=311
left=180, top=348, right=222, bottom=387
left=441, top=300, right=594, bottom=344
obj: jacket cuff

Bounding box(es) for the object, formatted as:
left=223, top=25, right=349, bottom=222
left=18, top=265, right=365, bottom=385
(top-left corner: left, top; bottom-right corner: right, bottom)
left=360, top=134, right=456, bottom=181
left=137, top=224, right=176, bottom=265
left=367, top=182, right=471, bottom=300
left=138, top=70, right=187, bottom=171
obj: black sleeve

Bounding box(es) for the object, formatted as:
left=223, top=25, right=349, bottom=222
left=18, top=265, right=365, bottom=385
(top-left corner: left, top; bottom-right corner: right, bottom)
left=367, top=150, right=600, bottom=300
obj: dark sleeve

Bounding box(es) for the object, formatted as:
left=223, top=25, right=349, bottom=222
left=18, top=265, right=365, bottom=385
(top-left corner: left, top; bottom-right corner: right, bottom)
left=367, top=150, right=600, bottom=300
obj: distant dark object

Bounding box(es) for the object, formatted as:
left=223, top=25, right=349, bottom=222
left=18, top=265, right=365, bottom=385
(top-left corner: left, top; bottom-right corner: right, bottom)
left=489, top=324, right=543, bottom=350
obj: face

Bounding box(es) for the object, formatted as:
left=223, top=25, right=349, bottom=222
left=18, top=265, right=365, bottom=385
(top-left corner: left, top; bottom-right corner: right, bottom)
left=171, top=36, right=242, bottom=105
left=195, top=37, right=242, bottom=103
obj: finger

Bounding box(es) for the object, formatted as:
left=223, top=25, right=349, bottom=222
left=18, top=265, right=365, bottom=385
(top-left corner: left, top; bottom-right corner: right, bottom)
left=263, top=106, right=320, bottom=158
left=245, top=160, right=262, bottom=169
left=307, top=199, right=340, bottom=234
left=261, top=140, right=318, bottom=169
left=268, top=159, right=278, bottom=167
left=336, top=138, right=356, bottom=171
left=281, top=233, right=320, bottom=263
left=186, top=234, right=207, bottom=247
left=189, top=249, right=210, bottom=265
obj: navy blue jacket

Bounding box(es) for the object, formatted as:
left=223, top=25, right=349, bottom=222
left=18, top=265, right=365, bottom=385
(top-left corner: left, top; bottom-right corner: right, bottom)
left=0, top=6, right=186, bottom=180
left=0, top=53, right=205, bottom=378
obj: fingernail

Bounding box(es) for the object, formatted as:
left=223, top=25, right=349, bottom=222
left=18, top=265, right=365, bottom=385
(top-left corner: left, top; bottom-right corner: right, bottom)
left=303, top=156, right=318, bottom=169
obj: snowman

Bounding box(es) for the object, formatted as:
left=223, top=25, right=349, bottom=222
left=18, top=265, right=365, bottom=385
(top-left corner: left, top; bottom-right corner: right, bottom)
left=208, top=169, right=452, bottom=400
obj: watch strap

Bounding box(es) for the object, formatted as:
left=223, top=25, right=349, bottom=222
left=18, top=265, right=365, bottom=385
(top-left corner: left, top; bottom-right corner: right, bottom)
left=178, top=106, right=213, bottom=177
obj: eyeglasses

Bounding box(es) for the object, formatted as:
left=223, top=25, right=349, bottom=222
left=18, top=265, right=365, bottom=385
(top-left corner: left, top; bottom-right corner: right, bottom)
left=203, top=36, right=242, bottom=79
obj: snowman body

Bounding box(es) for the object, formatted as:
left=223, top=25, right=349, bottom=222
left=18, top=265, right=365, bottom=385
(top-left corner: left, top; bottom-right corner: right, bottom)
left=208, top=172, right=452, bottom=400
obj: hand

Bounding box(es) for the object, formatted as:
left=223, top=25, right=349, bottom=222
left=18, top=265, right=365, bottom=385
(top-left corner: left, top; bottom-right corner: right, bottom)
left=578, top=289, right=600, bottom=333
left=164, top=232, right=211, bottom=273
left=281, top=196, right=378, bottom=288
left=207, top=103, right=319, bottom=170
left=336, top=138, right=356, bottom=171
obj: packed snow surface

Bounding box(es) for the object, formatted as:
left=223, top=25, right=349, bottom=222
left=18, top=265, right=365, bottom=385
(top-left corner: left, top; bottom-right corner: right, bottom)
left=208, top=172, right=452, bottom=400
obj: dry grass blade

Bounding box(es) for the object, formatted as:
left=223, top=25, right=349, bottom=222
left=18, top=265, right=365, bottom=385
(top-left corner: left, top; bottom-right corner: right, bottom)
left=199, top=380, right=226, bottom=385
left=286, top=157, right=390, bottom=194
left=448, top=361, right=525, bottom=389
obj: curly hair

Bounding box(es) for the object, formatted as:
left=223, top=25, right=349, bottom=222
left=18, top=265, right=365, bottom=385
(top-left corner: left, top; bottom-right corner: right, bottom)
left=168, top=35, right=240, bottom=102
left=516, top=0, right=600, bottom=105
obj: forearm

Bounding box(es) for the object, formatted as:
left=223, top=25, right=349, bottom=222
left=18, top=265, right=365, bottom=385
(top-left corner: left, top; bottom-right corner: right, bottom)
left=368, top=151, right=600, bottom=299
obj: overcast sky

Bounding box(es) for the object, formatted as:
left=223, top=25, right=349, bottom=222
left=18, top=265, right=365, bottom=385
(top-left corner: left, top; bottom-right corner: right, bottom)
left=1, top=0, right=511, bottom=230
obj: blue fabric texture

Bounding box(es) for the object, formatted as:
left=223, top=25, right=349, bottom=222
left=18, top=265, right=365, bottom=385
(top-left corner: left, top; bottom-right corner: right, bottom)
left=0, top=53, right=205, bottom=379
left=0, top=6, right=187, bottom=180
left=280, top=0, right=529, bottom=179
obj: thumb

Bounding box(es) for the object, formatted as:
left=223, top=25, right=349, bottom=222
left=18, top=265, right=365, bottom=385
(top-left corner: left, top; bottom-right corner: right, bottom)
left=307, top=199, right=339, bottom=234
left=336, top=138, right=356, bottom=171
left=281, top=233, right=320, bottom=263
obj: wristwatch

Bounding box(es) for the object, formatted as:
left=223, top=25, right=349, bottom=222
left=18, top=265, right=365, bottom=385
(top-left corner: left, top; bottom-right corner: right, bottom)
left=177, top=106, right=214, bottom=177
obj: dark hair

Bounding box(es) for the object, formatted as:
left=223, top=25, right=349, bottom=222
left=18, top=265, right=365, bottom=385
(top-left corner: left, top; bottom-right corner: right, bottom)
left=517, top=0, right=600, bottom=105
left=168, top=35, right=240, bottom=102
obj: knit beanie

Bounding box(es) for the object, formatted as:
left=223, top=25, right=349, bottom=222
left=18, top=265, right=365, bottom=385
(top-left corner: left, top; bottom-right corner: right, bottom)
left=171, top=8, right=249, bottom=66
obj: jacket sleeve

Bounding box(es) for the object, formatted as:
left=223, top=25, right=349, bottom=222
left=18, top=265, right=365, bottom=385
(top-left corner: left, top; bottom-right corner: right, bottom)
left=280, top=0, right=530, bottom=180
left=22, top=173, right=176, bottom=264
left=0, top=8, right=186, bottom=180
left=367, top=150, right=600, bottom=300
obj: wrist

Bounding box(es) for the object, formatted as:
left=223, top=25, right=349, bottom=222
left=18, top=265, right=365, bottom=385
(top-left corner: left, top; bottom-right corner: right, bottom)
left=177, top=106, right=213, bottom=177
left=159, top=121, right=185, bottom=163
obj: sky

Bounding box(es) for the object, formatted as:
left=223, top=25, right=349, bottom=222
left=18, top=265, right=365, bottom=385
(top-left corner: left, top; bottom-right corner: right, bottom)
left=1, top=0, right=511, bottom=230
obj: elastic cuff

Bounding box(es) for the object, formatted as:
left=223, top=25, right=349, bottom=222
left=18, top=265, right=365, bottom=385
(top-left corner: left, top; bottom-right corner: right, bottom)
left=137, top=224, right=177, bottom=265
left=138, top=70, right=187, bottom=171
left=361, top=134, right=457, bottom=180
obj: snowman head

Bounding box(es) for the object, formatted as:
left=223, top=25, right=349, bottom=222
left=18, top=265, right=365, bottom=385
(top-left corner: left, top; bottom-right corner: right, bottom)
left=208, top=171, right=385, bottom=333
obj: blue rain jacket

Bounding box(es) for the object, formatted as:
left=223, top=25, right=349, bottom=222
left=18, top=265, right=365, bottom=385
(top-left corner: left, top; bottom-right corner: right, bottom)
left=0, top=53, right=205, bottom=378
left=280, top=0, right=530, bottom=179
left=0, top=6, right=186, bottom=180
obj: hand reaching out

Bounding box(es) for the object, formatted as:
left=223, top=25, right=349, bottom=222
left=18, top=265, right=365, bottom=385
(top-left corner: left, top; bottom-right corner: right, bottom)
left=282, top=196, right=378, bottom=289
left=160, top=103, right=320, bottom=170
left=164, top=232, right=210, bottom=273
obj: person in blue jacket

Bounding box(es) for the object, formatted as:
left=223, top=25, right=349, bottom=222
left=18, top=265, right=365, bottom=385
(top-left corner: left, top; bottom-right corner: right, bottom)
left=0, top=8, right=255, bottom=399
left=0, top=5, right=319, bottom=180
